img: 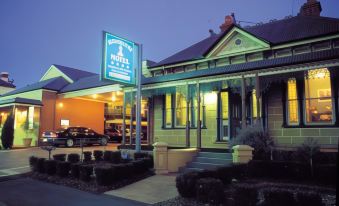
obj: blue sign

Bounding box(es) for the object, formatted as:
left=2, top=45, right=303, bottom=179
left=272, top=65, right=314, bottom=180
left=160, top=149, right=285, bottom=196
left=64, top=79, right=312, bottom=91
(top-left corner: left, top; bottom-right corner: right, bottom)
left=102, top=32, right=136, bottom=85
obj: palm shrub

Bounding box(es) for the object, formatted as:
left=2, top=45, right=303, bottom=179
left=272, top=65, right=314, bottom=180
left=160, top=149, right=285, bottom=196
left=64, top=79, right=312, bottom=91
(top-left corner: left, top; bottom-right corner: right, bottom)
left=1, top=112, right=14, bottom=149
left=230, top=124, right=274, bottom=160
left=296, top=137, right=320, bottom=177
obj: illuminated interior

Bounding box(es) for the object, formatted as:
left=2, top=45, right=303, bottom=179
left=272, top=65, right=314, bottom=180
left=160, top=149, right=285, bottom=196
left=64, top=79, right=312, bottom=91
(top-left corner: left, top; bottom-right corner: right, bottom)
left=287, top=78, right=299, bottom=124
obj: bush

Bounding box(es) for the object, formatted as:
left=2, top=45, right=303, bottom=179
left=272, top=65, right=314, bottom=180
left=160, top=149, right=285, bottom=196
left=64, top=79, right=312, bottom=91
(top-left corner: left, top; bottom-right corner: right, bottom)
left=134, top=152, right=150, bottom=160
left=296, top=137, right=320, bottom=177
left=37, top=158, right=46, bottom=173
left=103, top=151, right=113, bottom=162
left=1, top=113, right=14, bottom=149
left=262, top=188, right=295, bottom=206
left=70, top=163, right=81, bottom=178
left=44, top=160, right=57, bottom=175
left=56, top=161, right=71, bottom=177
left=233, top=184, right=258, bottom=206
left=67, top=153, right=80, bottom=163
left=95, top=166, right=114, bottom=186
left=79, top=165, right=93, bottom=182
left=111, top=151, right=121, bottom=164
left=295, top=191, right=323, bottom=206
left=53, top=154, right=66, bottom=162
left=230, top=125, right=274, bottom=160
left=29, top=156, right=38, bottom=172
left=196, top=178, right=224, bottom=204
left=216, top=164, right=247, bottom=184
left=83, top=151, right=92, bottom=162
left=176, top=171, right=201, bottom=198
left=93, top=150, right=103, bottom=161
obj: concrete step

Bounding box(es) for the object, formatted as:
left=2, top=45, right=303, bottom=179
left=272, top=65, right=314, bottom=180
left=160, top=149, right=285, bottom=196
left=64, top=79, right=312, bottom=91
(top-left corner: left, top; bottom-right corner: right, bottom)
left=194, top=156, right=232, bottom=165
left=197, top=152, right=232, bottom=160
left=179, top=167, right=204, bottom=174
left=187, top=162, right=226, bottom=170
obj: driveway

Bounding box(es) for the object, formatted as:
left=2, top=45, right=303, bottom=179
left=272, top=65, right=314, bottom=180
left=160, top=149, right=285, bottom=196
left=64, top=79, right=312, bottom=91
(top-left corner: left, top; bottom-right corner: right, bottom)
left=0, top=144, right=118, bottom=177
left=0, top=178, right=147, bottom=206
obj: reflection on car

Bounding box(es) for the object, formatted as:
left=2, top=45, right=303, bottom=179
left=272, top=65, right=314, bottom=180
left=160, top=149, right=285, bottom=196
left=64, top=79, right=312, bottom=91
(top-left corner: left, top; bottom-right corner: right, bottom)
left=40, top=127, right=109, bottom=147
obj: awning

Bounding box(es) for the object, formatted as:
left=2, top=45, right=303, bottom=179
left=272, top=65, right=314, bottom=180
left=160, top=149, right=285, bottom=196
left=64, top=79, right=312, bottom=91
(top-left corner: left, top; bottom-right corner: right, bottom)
left=0, top=97, right=43, bottom=107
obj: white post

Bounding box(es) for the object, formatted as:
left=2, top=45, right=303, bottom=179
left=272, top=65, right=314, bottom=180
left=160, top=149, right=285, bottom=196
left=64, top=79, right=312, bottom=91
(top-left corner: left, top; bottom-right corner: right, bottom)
left=135, top=44, right=142, bottom=153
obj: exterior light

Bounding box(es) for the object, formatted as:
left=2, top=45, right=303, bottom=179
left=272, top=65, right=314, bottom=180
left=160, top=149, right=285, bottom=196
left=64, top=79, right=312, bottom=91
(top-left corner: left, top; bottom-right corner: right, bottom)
left=112, top=95, right=116, bottom=101
left=204, top=92, right=217, bottom=104
left=116, top=91, right=122, bottom=96
left=92, top=94, right=98, bottom=99
left=1, top=112, right=4, bottom=116
left=58, top=102, right=64, bottom=108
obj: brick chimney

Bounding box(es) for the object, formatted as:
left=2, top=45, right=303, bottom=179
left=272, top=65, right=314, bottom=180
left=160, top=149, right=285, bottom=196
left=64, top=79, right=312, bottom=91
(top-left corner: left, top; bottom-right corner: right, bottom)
left=1, top=72, right=9, bottom=82
left=298, top=0, right=322, bottom=17
left=220, top=13, right=236, bottom=32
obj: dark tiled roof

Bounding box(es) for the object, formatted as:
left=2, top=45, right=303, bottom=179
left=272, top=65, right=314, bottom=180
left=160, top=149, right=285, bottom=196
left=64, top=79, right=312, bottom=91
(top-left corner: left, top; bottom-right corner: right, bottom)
left=59, top=74, right=116, bottom=93
left=0, top=79, right=15, bottom=88
left=142, top=48, right=339, bottom=85
left=2, top=77, right=69, bottom=96
left=152, top=16, right=339, bottom=67
left=0, top=97, right=42, bottom=106
left=53, top=64, right=96, bottom=81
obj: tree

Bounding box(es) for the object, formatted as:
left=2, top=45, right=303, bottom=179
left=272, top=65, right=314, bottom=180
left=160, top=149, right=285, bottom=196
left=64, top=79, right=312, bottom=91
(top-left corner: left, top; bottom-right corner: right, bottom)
left=1, top=112, right=15, bottom=149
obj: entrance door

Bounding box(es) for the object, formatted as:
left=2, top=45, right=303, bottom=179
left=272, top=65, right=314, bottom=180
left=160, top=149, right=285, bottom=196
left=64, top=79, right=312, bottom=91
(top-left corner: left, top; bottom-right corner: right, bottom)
left=220, top=91, right=230, bottom=141
left=229, top=92, right=242, bottom=139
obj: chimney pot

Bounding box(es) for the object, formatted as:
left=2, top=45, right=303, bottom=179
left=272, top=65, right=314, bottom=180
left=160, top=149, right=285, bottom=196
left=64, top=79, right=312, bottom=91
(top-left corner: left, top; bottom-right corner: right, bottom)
left=298, top=0, right=322, bottom=17
left=219, top=13, right=236, bottom=32
left=1, top=72, right=9, bottom=82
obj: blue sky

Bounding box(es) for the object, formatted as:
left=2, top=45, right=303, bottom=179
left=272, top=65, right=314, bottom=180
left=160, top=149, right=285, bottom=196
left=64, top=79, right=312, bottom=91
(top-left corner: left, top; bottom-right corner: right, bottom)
left=0, top=0, right=338, bottom=88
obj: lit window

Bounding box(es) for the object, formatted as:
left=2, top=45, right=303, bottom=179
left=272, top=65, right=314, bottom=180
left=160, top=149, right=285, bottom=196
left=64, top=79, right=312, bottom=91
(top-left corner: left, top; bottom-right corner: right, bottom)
left=252, top=90, right=257, bottom=119
left=165, top=94, right=172, bottom=127
left=304, top=68, right=333, bottom=124
left=221, top=92, right=229, bottom=120
left=287, top=78, right=299, bottom=124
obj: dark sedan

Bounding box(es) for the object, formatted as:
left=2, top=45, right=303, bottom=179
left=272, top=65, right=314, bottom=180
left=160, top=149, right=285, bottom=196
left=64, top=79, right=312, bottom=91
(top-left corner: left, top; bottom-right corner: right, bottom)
left=104, top=128, right=122, bottom=143
left=40, top=127, right=109, bottom=147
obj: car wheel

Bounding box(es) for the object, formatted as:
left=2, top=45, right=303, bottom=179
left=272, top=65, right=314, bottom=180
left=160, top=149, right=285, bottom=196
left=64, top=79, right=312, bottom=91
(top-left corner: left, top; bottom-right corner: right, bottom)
left=66, top=139, right=74, bottom=147
left=101, top=137, right=108, bottom=146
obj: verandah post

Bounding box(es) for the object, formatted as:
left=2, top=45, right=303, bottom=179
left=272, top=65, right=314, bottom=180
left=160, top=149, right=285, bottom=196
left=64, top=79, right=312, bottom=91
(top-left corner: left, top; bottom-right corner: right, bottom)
left=196, top=82, right=201, bottom=149
left=255, top=72, right=261, bottom=125
left=241, top=75, right=247, bottom=129
left=122, top=91, right=126, bottom=145
left=185, top=83, right=190, bottom=147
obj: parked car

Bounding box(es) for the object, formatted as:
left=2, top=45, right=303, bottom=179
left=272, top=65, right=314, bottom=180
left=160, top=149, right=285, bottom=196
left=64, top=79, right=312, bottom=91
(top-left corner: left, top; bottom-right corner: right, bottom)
left=104, top=128, right=122, bottom=143
left=40, top=127, right=109, bottom=147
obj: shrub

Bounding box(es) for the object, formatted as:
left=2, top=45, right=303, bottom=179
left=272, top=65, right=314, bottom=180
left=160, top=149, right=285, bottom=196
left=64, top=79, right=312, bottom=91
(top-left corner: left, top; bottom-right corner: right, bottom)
left=176, top=171, right=201, bottom=198
left=111, top=151, right=121, bottom=164
left=79, top=165, right=93, bottom=182
left=295, top=191, right=323, bottom=206
left=95, top=166, right=114, bottom=186
left=103, top=151, right=113, bottom=162
left=70, top=163, right=81, bottom=178
left=53, top=154, right=66, bottom=162
left=230, top=125, right=274, bottom=160
left=56, top=161, right=71, bottom=177
left=196, top=178, right=224, bottom=204
left=124, top=163, right=134, bottom=177
left=216, top=164, right=247, bottom=184
left=134, top=152, right=150, bottom=160
left=233, top=184, right=258, bottom=206
left=314, top=164, right=337, bottom=185
left=93, top=150, right=103, bottom=161
left=83, top=151, right=92, bottom=162
left=1, top=113, right=14, bottom=149
left=144, top=157, right=154, bottom=169
left=29, top=156, right=38, bottom=172
left=37, top=158, right=46, bottom=173
left=262, top=188, right=295, bottom=206
left=44, top=160, right=57, bottom=175
left=67, top=153, right=80, bottom=163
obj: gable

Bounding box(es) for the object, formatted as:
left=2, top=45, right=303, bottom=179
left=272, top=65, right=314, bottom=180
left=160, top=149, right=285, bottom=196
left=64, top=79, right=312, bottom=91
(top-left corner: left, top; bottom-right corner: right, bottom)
left=207, top=27, right=270, bottom=58
left=40, top=65, right=74, bottom=83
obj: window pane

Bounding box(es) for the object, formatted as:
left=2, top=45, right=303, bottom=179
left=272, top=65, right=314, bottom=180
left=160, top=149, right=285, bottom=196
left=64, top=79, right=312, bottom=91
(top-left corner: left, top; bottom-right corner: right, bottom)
left=165, top=94, right=172, bottom=127
left=287, top=78, right=299, bottom=124
left=304, top=68, right=333, bottom=124
left=252, top=90, right=257, bottom=119
left=221, top=92, right=229, bottom=120
left=175, top=92, right=186, bottom=127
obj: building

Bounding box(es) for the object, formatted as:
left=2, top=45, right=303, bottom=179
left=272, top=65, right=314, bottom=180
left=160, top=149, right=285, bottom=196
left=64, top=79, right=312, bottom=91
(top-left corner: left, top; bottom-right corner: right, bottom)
left=0, top=0, right=338, bottom=151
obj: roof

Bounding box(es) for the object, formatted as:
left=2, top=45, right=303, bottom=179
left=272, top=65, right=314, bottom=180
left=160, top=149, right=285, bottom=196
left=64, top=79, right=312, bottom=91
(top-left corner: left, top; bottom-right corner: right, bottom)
left=0, top=79, right=15, bottom=88
left=2, top=77, right=69, bottom=96
left=53, top=64, right=96, bottom=81
left=142, top=48, right=339, bottom=85
left=0, top=97, right=42, bottom=106
left=59, top=74, right=115, bottom=93
left=152, top=15, right=339, bottom=67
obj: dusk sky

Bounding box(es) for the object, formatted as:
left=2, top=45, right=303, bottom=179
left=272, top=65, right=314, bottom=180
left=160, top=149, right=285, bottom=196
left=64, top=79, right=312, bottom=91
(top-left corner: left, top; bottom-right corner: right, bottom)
left=1, top=0, right=338, bottom=88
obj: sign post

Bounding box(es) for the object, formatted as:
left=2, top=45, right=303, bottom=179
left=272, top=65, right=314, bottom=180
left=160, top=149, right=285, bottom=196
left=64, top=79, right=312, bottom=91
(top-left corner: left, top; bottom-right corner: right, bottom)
left=101, top=31, right=142, bottom=152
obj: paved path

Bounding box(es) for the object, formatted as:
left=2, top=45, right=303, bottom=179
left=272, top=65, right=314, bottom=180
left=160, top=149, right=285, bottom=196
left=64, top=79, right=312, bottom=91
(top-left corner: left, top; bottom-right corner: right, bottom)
left=0, top=178, right=147, bottom=206
left=105, top=174, right=178, bottom=204
left=0, top=145, right=117, bottom=177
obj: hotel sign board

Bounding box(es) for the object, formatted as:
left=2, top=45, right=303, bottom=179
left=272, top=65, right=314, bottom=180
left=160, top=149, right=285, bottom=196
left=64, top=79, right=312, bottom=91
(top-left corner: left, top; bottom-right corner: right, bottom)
left=101, top=32, right=136, bottom=85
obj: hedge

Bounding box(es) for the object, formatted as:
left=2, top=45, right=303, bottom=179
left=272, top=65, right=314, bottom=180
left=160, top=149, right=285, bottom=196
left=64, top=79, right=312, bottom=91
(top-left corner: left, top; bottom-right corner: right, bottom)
left=53, top=154, right=66, bottom=162
left=70, top=163, right=82, bottom=178
left=83, top=151, right=92, bottom=162
left=233, top=184, right=259, bottom=206
left=176, top=171, right=201, bottom=198
left=44, top=160, right=57, bottom=175
left=79, top=165, right=93, bottom=182
left=196, top=178, right=224, bottom=204
left=67, top=153, right=80, bottom=163
left=95, top=166, right=114, bottom=186
left=56, top=161, right=71, bottom=177
left=262, top=188, right=295, bottom=206
left=37, top=158, right=46, bottom=173
left=29, top=156, right=38, bottom=172
left=93, top=150, right=103, bottom=161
